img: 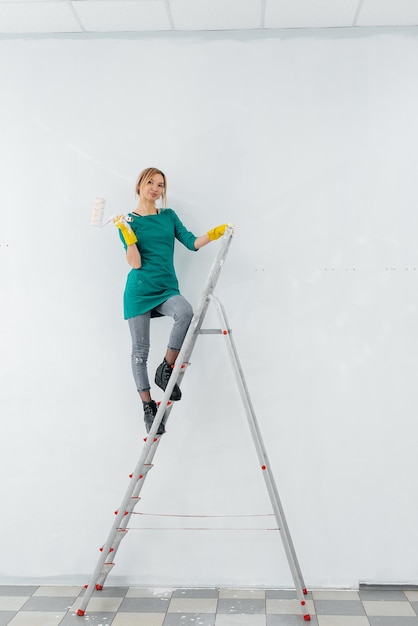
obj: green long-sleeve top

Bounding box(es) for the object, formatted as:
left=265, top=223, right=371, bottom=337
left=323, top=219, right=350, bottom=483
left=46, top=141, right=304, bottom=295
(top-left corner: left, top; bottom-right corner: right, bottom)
left=119, top=208, right=197, bottom=319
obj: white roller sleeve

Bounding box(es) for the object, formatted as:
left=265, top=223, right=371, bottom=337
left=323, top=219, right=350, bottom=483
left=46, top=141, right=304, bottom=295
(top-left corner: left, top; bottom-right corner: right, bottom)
left=91, top=197, right=106, bottom=226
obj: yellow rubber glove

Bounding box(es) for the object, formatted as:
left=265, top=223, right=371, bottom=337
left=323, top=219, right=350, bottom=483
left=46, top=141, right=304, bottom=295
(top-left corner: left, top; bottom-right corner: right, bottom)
left=207, top=224, right=229, bottom=241
left=113, top=215, right=138, bottom=245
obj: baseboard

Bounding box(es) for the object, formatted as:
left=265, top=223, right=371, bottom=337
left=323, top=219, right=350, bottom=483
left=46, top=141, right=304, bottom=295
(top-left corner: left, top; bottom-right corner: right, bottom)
left=359, top=582, right=418, bottom=591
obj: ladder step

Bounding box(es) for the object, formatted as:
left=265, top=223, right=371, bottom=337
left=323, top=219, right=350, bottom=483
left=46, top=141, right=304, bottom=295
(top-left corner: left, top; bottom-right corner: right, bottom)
left=114, top=495, right=141, bottom=517
left=98, top=562, right=115, bottom=582
left=101, top=529, right=128, bottom=556
left=129, top=464, right=153, bottom=480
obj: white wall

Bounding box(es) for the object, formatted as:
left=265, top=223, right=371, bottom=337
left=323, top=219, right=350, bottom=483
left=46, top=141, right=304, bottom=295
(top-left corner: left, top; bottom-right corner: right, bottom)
left=1, top=27, right=418, bottom=589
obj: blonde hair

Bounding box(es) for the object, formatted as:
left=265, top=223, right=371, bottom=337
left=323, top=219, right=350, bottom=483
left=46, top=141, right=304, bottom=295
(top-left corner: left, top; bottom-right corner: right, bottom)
left=135, top=167, right=167, bottom=207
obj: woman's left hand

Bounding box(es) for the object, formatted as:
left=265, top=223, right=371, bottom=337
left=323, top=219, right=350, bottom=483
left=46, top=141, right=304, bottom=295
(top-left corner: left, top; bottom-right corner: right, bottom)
left=114, top=214, right=138, bottom=246
left=207, top=224, right=229, bottom=241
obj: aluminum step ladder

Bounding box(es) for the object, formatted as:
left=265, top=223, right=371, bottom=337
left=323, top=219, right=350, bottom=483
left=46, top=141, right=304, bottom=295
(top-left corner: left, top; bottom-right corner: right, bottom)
left=77, top=226, right=311, bottom=621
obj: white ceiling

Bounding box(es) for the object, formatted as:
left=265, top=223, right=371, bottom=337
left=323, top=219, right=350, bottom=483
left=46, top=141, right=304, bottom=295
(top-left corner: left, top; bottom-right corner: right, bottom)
left=0, top=0, right=418, bottom=35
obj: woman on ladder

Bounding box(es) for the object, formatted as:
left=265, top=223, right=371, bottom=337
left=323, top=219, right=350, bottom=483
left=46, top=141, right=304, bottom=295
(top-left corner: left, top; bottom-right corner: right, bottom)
left=114, top=167, right=227, bottom=434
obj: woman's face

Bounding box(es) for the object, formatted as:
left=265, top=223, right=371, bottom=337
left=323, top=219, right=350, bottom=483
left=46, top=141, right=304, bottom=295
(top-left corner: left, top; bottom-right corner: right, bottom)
left=140, top=173, right=165, bottom=202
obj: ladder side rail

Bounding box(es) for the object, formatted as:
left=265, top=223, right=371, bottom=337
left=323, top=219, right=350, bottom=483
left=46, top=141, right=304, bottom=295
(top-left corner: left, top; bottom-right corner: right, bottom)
left=95, top=230, right=237, bottom=593
left=95, top=440, right=162, bottom=586
left=149, top=227, right=235, bottom=435
left=78, top=506, right=133, bottom=611
left=146, top=347, right=198, bottom=441
left=94, top=228, right=238, bottom=587
left=78, top=435, right=164, bottom=613
left=210, top=295, right=309, bottom=615
left=197, top=226, right=234, bottom=306
left=180, top=226, right=234, bottom=352
left=79, top=228, right=235, bottom=613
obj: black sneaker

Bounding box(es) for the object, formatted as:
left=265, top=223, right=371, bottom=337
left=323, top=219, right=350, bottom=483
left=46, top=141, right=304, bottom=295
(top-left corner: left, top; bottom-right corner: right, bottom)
left=143, top=400, right=165, bottom=435
left=155, top=360, right=182, bottom=401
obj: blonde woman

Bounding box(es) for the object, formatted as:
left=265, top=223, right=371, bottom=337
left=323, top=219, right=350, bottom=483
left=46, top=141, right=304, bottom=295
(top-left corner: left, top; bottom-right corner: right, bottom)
left=114, top=167, right=227, bottom=434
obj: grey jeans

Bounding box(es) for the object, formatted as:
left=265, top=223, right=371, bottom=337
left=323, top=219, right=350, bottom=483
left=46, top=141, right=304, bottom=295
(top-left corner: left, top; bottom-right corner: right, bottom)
left=128, top=295, right=193, bottom=393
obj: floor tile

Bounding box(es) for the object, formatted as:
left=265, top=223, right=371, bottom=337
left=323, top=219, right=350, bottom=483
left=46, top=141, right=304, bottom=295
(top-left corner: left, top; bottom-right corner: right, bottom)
left=265, top=590, right=298, bottom=600
left=59, top=611, right=115, bottom=625
left=0, top=613, right=17, bottom=626
left=173, top=589, right=219, bottom=599
left=405, top=592, right=418, bottom=602
left=266, top=598, right=315, bottom=615
left=217, top=598, right=265, bottom=614
left=369, top=616, right=418, bottom=626
left=315, top=599, right=365, bottom=616
left=112, top=612, right=165, bottom=626
left=317, top=617, right=370, bottom=626
left=168, top=598, right=218, bottom=613
left=7, top=611, right=66, bottom=625
left=90, top=586, right=129, bottom=597
left=313, top=591, right=360, bottom=601
left=0, top=597, right=29, bottom=611
left=119, top=596, right=171, bottom=612
left=267, top=616, right=318, bottom=626
left=219, top=589, right=265, bottom=599
left=0, top=587, right=38, bottom=597
left=72, top=595, right=123, bottom=612
left=164, top=614, right=216, bottom=626
left=360, top=589, right=408, bottom=601
left=126, top=587, right=173, bottom=598
left=21, top=596, right=76, bottom=612
left=363, top=600, right=416, bottom=616
left=215, top=616, right=266, bottom=626
left=33, top=586, right=82, bottom=597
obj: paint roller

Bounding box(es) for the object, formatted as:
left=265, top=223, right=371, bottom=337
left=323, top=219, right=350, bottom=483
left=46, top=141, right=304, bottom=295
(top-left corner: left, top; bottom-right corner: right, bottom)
left=91, top=197, right=127, bottom=227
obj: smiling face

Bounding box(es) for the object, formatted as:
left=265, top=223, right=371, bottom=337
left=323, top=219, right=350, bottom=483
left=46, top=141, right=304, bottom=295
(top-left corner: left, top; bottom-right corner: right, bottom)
left=141, top=173, right=165, bottom=202
left=135, top=168, right=167, bottom=206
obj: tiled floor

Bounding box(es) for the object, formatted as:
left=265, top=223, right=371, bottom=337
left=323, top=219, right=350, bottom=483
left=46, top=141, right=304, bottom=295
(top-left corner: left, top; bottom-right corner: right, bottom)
left=0, top=585, right=418, bottom=625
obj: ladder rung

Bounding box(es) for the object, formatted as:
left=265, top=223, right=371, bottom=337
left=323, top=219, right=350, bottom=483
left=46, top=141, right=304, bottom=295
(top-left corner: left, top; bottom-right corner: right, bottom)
left=112, top=529, right=128, bottom=549
left=99, top=532, right=128, bottom=558
left=129, top=464, right=153, bottom=479
left=198, top=328, right=231, bottom=334
left=99, top=562, right=114, bottom=577
left=114, top=496, right=140, bottom=517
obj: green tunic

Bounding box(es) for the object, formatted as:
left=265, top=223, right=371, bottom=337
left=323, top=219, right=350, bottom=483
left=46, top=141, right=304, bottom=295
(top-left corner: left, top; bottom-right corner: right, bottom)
left=119, top=208, right=197, bottom=319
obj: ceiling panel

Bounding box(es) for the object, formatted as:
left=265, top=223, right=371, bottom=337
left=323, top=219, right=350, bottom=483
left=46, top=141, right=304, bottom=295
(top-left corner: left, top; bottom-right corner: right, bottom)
left=0, top=0, right=417, bottom=34
left=73, top=0, right=171, bottom=32
left=169, top=0, right=261, bottom=31
left=357, top=0, right=418, bottom=26
left=0, top=1, right=81, bottom=33
left=0, top=0, right=58, bottom=3
left=265, top=0, right=360, bottom=29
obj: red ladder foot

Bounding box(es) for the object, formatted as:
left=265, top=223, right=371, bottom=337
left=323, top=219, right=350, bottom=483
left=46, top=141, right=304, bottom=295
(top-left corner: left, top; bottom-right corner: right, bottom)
left=76, top=609, right=85, bottom=616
